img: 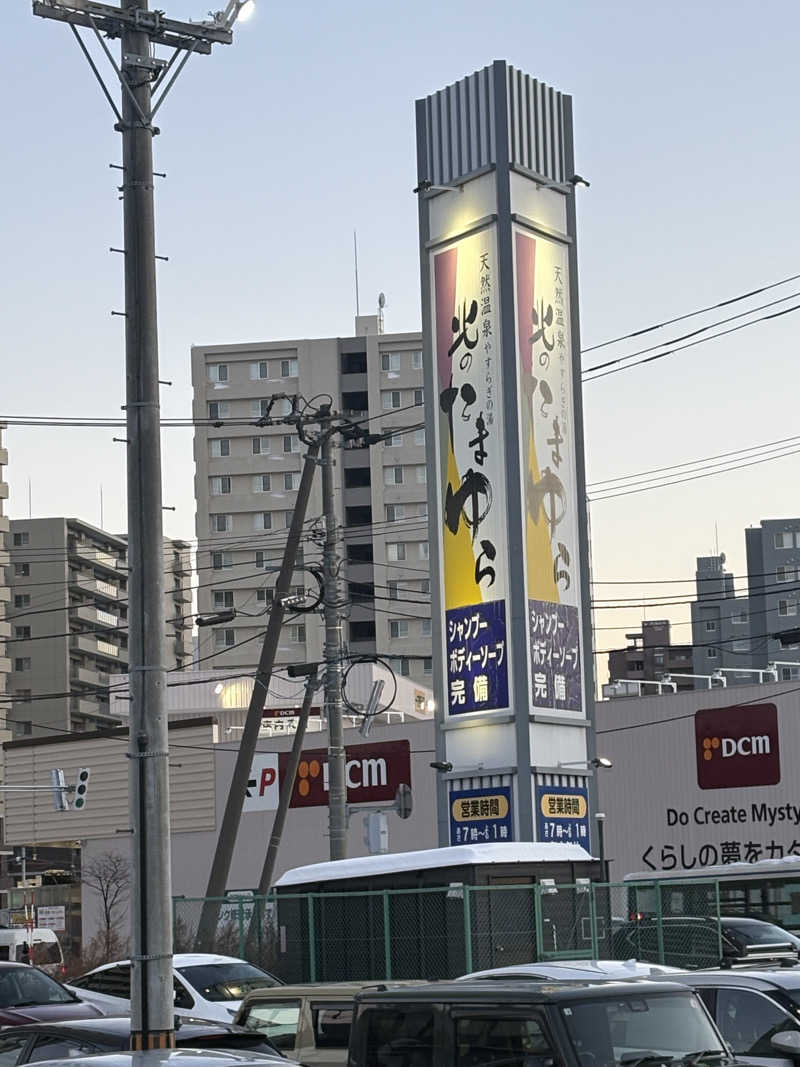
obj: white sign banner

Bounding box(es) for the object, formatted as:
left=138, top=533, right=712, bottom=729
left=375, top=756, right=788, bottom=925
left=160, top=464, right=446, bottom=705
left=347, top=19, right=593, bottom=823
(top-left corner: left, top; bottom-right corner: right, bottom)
left=243, top=753, right=279, bottom=812
left=37, top=906, right=65, bottom=932
left=513, top=225, right=584, bottom=716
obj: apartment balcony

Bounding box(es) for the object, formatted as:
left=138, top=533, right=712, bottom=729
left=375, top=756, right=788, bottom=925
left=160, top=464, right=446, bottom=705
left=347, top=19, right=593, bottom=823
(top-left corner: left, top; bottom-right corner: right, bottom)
left=0, top=586, right=10, bottom=604
left=0, top=447, right=8, bottom=466
left=0, top=483, right=7, bottom=502
left=170, top=552, right=190, bottom=576
left=0, top=546, right=9, bottom=568
left=0, top=656, right=10, bottom=676
left=68, top=539, right=122, bottom=575
left=0, top=619, right=11, bottom=640
left=69, top=574, right=120, bottom=602
left=172, top=586, right=192, bottom=604
left=70, top=634, right=97, bottom=657
left=70, top=664, right=103, bottom=688
left=73, top=604, right=121, bottom=630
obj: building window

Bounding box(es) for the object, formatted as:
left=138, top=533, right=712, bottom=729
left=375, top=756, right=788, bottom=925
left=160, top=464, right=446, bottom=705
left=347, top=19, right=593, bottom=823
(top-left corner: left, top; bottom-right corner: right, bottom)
left=211, top=438, right=230, bottom=458
left=388, top=581, right=399, bottom=600
left=705, top=620, right=717, bottom=632
left=215, top=628, right=235, bottom=649
left=208, top=401, right=229, bottom=419
left=212, top=551, right=232, bottom=569
left=14, top=658, right=31, bottom=672
left=418, top=543, right=430, bottom=560
left=210, top=476, right=232, bottom=496
left=256, top=588, right=271, bottom=603
left=421, top=619, right=432, bottom=636
left=386, top=505, right=405, bottom=523
left=414, top=428, right=425, bottom=446
left=382, top=390, right=401, bottom=410
left=283, top=435, right=300, bottom=454
left=781, top=666, right=800, bottom=680
left=423, top=656, right=433, bottom=674
left=387, top=432, right=403, bottom=447
left=284, top=472, right=301, bottom=491
left=13, top=595, right=30, bottom=609
left=707, top=647, right=718, bottom=659
left=779, top=599, right=798, bottom=616
left=254, top=513, right=272, bottom=531
left=390, top=619, right=409, bottom=639
left=14, top=563, right=30, bottom=577
left=399, top=657, right=410, bottom=677
left=387, top=543, right=406, bottom=562
left=250, top=361, right=269, bottom=380
left=420, top=579, right=430, bottom=594
left=414, top=388, right=424, bottom=406
left=777, top=566, right=795, bottom=583
left=732, top=612, right=748, bottom=625
left=207, top=363, right=228, bottom=383
left=411, top=350, right=423, bottom=370
left=252, top=436, right=270, bottom=455
left=385, top=466, right=404, bottom=486
left=213, top=590, right=234, bottom=609
left=15, top=627, right=31, bottom=640
left=286, top=624, right=306, bottom=643
left=253, top=474, right=271, bottom=493
left=774, top=531, right=798, bottom=549
left=732, top=640, right=750, bottom=652
left=13, top=532, right=29, bottom=547
left=252, top=399, right=270, bottom=418
left=381, top=352, right=401, bottom=372
left=415, top=466, right=427, bottom=484
left=212, top=514, right=231, bottom=533
left=280, top=358, right=299, bottom=378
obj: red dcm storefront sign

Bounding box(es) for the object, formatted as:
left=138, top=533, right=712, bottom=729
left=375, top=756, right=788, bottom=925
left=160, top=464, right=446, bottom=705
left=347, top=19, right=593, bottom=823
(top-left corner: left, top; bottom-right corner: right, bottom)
left=243, top=739, right=411, bottom=812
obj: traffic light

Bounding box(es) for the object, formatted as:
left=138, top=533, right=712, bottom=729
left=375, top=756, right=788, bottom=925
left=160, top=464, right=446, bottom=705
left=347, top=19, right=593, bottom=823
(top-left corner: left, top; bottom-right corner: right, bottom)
left=74, top=768, right=90, bottom=811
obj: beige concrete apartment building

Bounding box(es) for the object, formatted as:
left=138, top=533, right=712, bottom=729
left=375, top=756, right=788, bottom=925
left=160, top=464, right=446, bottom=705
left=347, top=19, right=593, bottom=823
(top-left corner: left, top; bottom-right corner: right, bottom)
left=192, top=318, right=433, bottom=685
left=0, top=429, right=9, bottom=725
left=7, top=518, right=192, bottom=735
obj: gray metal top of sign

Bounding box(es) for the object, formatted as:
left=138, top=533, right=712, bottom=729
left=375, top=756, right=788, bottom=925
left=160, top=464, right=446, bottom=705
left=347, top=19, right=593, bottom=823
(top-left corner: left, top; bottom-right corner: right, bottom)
left=416, top=60, right=568, bottom=187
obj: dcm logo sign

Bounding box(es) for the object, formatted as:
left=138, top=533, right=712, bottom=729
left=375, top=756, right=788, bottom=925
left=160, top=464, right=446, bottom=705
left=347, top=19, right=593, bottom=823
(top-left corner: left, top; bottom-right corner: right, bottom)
left=695, top=704, right=780, bottom=790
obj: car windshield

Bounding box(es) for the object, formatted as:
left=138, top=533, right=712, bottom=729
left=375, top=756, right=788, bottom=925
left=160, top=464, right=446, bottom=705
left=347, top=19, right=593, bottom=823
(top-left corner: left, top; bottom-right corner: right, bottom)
left=725, top=920, right=794, bottom=948
left=561, top=991, right=727, bottom=1067
left=0, top=967, right=76, bottom=1008
left=177, top=963, right=278, bottom=1002
left=238, top=999, right=301, bottom=1051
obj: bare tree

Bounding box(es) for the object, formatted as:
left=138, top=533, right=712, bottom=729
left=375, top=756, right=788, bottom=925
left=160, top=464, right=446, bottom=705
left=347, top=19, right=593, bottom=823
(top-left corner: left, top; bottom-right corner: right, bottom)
left=81, top=851, right=130, bottom=961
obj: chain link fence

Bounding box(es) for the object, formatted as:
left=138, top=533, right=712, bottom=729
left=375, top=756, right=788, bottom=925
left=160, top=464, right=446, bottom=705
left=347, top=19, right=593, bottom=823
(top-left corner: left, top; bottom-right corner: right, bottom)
left=173, top=878, right=726, bottom=981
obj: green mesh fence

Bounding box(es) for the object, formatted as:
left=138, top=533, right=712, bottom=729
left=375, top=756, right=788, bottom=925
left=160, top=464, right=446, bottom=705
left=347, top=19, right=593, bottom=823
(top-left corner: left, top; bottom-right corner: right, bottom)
left=173, top=878, right=728, bottom=981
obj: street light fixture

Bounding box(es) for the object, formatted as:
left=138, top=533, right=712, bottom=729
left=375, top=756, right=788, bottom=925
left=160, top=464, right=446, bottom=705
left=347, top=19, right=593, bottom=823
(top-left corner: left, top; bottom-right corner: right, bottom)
left=558, top=757, right=613, bottom=770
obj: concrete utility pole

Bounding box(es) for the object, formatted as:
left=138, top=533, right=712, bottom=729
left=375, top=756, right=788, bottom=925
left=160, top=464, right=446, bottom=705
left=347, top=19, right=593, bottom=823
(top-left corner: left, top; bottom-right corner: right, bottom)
left=195, top=437, right=321, bottom=950
left=321, top=434, right=347, bottom=861
left=31, top=0, right=243, bottom=1048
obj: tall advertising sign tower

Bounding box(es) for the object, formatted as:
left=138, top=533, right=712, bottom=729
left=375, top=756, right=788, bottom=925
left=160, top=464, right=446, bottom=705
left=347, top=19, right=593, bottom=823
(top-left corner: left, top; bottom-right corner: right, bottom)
left=416, top=62, right=596, bottom=846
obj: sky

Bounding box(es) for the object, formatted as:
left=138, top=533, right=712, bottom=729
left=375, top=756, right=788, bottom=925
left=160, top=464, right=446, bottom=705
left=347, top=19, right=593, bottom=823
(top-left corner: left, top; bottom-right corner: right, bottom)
left=4, top=0, right=800, bottom=676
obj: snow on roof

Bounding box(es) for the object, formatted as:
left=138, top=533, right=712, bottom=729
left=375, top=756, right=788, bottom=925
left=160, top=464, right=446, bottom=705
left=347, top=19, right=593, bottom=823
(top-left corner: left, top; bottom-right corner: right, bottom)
left=275, top=842, right=595, bottom=887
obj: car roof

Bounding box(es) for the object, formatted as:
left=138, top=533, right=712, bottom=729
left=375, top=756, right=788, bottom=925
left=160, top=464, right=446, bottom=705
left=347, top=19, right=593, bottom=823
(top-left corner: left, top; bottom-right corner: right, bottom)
left=460, top=961, right=683, bottom=980
left=5, top=1018, right=261, bottom=1041
left=673, top=969, right=800, bottom=991
left=26, top=1051, right=286, bottom=1067
left=241, top=980, right=416, bottom=1001
left=355, top=979, right=691, bottom=1005
left=84, top=955, right=250, bottom=975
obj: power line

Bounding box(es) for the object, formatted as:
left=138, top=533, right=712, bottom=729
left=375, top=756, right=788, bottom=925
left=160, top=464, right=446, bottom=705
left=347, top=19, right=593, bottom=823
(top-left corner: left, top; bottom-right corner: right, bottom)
left=582, top=270, right=800, bottom=354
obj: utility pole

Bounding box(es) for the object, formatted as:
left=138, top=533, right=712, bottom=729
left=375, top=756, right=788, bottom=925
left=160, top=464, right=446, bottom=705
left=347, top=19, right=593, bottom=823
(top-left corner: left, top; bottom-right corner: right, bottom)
left=31, top=0, right=244, bottom=1048
left=195, top=436, right=321, bottom=950
left=321, top=433, right=347, bottom=861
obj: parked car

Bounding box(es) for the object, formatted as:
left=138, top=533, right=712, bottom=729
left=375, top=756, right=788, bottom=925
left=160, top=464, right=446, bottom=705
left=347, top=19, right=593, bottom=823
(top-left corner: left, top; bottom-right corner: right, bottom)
left=0, top=1016, right=283, bottom=1064
left=459, top=959, right=685, bottom=980
left=0, top=930, right=64, bottom=977
left=672, top=968, right=800, bottom=1067
left=349, top=978, right=750, bottom=1067
left=0, top=963, right=103, bottom=1026
left=24, top=1050, right=290, bottom=1067
left=67, top=955, right=281, bottom=1024
left=234, top=981, right=418, bottom=1066
left=613, top=916, right=799, bottom=969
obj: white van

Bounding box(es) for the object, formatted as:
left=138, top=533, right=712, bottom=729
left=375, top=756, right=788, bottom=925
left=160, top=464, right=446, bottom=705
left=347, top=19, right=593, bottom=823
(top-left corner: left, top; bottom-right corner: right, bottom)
left=0, top=928, right=64, bottom=975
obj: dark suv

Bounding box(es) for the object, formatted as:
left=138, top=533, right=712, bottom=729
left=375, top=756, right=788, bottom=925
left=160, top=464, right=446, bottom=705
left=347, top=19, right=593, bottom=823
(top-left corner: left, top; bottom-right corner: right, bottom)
left=613, top=916, right=799, bottom=969
left=348, top=979, right=751, bottom=1067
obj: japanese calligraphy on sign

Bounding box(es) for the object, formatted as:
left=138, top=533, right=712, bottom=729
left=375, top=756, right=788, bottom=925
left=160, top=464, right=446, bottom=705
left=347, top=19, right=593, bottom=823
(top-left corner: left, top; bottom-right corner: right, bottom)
left=432, top=226, right=509, bottom=717
left=450, top=786, right=513, bottom=845
left=514, top=226, right=584, bottom=716
left=536, top=784, right=590, bottom=846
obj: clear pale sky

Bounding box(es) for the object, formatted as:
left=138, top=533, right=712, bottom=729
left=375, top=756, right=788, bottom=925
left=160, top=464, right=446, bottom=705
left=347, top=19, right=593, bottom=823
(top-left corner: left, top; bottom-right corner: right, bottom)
left=5, top=0, right=800, bottom=672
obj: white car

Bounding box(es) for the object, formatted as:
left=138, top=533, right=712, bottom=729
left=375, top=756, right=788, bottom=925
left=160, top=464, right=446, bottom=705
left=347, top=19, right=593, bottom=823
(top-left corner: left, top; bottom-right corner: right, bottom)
left=458, top=958, right=684, bottom=981
left=67, top=954, right=282, bottom=1025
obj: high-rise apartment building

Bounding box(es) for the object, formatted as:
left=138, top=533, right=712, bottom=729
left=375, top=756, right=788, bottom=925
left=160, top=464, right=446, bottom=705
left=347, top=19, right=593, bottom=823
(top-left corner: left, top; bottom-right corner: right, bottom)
left=607, top=620, right=694, bottom=692
left=690, top=554, right=752, bottom=681
left=192, top=318, right=432, bottom=685
left=7, top=518, right=192, bottom=736
left=0, top=428, right=9, bottom=719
